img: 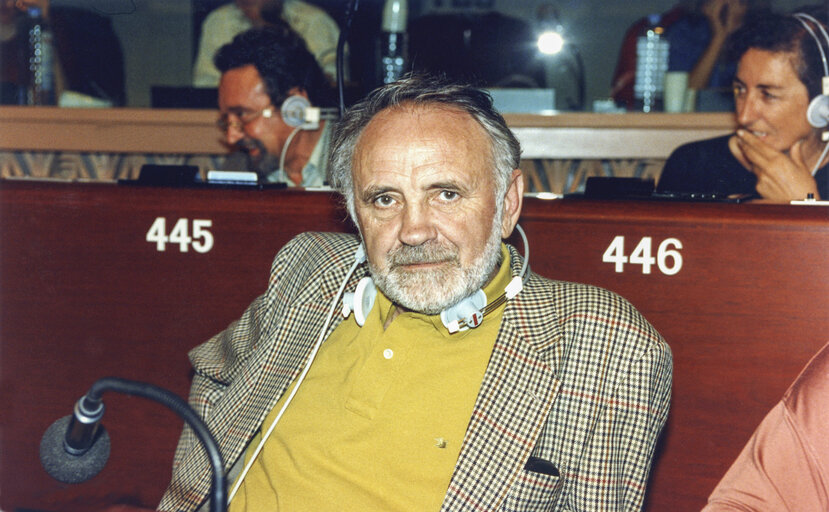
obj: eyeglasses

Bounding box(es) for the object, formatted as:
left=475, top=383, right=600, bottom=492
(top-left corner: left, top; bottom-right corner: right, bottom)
left=216, top=105, right=275, bottom=132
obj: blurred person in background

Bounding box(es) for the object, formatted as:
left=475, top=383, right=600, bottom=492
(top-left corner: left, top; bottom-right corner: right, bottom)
left=0, top=0, right=124, bottom=105
left=193, top=0, right=341, bottom=87
left=611, top=0, right=756, bottom=111
left=214, top=23, right=335, bottom=186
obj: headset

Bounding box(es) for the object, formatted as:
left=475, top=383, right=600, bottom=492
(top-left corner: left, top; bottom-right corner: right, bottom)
left=342, top=224, right=530, bottom=333
left=793, top=13, right=829, bottom=130
left=275, top=94, right=338, bottom=176
left=279, top=94, right=320, bottom=129
left=226, top=224, right=530, bottom=504
left=278, top=94, right=340, bottom=128
left=792, top=13, right=829, bottom=177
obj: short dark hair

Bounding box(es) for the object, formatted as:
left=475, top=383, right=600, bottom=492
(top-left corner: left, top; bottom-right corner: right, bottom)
left=213, top=22, right=330, bottom=106
left=729, top=9, right=829, bottom=98
left=328, top=74, right=521, bottom=220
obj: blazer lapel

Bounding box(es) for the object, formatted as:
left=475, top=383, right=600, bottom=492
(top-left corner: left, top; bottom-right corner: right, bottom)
left=215, top=251, right=365, bottom=470
left=441, top=267, right=562, bottom=511
left=178, top=236, right=365, bottom=500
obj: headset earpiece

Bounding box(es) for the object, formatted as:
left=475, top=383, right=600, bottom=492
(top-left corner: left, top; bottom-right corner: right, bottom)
left=793, top=13, right=829, bottom=128
left=342, top=277, right=491, bottom=333
left=341, top=226, right=530, bottom=333
left=342, top=277, right=376, bottom=327
left=440, top=290, right=487, bottom=333
left=342, top=226, right=529, bottom=332
left=280, top=95, right=319, bottom=129
left=808, top=90, right=829, bottom=128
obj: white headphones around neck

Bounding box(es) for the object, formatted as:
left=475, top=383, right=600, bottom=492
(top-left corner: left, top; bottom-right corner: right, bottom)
left=226, top=225, right=529, bottom=503
left=793, top=13, right=829, bottom=129
left=341, top=225, right=530, bottom=334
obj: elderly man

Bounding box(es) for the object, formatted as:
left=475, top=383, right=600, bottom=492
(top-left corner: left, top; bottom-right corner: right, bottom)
left=214, top=23, right=333, bottom=186
left=657, top=10, right=829, bottom=202
left=160, top=75, right=672, bottom=511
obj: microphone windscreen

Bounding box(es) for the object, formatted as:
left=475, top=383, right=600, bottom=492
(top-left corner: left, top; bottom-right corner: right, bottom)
left=39, top=415, right=111, bottom=484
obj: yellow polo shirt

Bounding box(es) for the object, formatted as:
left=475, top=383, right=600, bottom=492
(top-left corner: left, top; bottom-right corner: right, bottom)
left=230, top=245, right=512, bottom=511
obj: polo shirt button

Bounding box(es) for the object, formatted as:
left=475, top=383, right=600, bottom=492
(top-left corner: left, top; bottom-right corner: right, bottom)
left=383, top=348, right=394, bottom=359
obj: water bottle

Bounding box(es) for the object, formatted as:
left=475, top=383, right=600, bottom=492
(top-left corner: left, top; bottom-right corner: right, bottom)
left=634, top=14, right=669, bottom=113
left=380, top=0, right=408, bottom=84
left=26, top=6, right=56, bottom=105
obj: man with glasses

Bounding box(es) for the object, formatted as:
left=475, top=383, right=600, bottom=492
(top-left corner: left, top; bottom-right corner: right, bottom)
left=214, top=22, right=334, bottom=186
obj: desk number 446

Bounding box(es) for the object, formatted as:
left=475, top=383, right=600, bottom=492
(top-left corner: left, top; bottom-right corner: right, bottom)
left=146, top=217, right=214, bottom=253
left=602, top=236, right=683, bottom=275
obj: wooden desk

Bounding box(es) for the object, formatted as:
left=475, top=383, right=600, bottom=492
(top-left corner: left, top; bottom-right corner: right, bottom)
left=1, top=181, right=826, bottom=511
left=0, top=106, right=733, bottom=158
left=0, top=108, right=734, bottom=193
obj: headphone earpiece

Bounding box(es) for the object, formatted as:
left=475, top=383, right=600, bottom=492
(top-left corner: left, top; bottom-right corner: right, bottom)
left=280, top=95, right=319, bottom=129
left=440, top=289, right=487, bottom=333
left=808, top=91, right=829, bottom=128
left=793, top=13, right=829, bottom=128
left=342, top=277, right=376, bottom=327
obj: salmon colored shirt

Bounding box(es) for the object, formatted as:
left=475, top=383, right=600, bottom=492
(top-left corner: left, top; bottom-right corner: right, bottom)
left=703, top=342, right=829, bottom=511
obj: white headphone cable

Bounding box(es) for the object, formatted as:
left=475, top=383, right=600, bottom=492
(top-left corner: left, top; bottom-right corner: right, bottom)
left=812, top=138, right=829, bottom=177
left=227, top=246, right=365, bottom=504
left=277, top=125, right=304, bottom=180
left=514, top=224, right=530, bottom=284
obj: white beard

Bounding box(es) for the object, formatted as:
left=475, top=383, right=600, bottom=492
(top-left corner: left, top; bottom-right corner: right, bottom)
left=369, top=213, right=504, bottom=315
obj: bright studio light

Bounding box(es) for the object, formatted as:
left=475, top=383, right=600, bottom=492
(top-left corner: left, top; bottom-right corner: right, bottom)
left=537, top=31, right=564, bottom=55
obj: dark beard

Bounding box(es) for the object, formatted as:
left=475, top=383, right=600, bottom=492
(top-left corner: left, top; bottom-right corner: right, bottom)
left=237, top=138, right=281, bottom=180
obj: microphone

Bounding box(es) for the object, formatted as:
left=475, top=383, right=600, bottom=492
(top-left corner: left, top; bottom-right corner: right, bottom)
left=337, top=0, right=359, bottom=117
left=39, top=393, right=111, bottom=484
left=39, top=377, right=227, bottom=511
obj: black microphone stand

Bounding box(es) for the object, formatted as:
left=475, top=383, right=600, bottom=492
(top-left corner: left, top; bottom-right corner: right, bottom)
left=40, top=377, right=226, bottom=512
left=337, top=0, right=359, bottom=118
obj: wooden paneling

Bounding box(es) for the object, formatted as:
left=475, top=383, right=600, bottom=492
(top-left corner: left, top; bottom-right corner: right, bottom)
left=1, top=181, right=826, bottom=511
left=507, top=112, right=734, bottom=159
left=0, top=107, right=224, bottom=154
left=0, top=182, right=353, bottom=511
left=0, top=107, right=734, bottom=159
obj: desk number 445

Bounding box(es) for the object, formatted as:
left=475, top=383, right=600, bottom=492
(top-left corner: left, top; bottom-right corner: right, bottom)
left=146, top=217, right=214, bottom=253
left=602, top=236, right=683, bottom=275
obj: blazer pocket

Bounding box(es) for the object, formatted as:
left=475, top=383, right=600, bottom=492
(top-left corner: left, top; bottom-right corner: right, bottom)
left=524, top=456, right=559, bottom=477
left=500, top=466, right=564, bottom=511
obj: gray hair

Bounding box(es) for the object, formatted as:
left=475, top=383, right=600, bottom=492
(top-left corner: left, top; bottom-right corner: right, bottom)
left=328, top=75, right=522, bottom=220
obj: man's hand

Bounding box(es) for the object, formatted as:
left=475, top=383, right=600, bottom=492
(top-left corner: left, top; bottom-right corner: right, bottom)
left=729, top=129, right=821, bottom=202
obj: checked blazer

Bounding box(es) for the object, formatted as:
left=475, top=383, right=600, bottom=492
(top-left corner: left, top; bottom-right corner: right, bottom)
left=159, top=232, right=672, bottom=511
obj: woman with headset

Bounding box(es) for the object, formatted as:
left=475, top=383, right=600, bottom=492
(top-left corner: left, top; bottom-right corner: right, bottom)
left=656, top=8, right=829, bottom=203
